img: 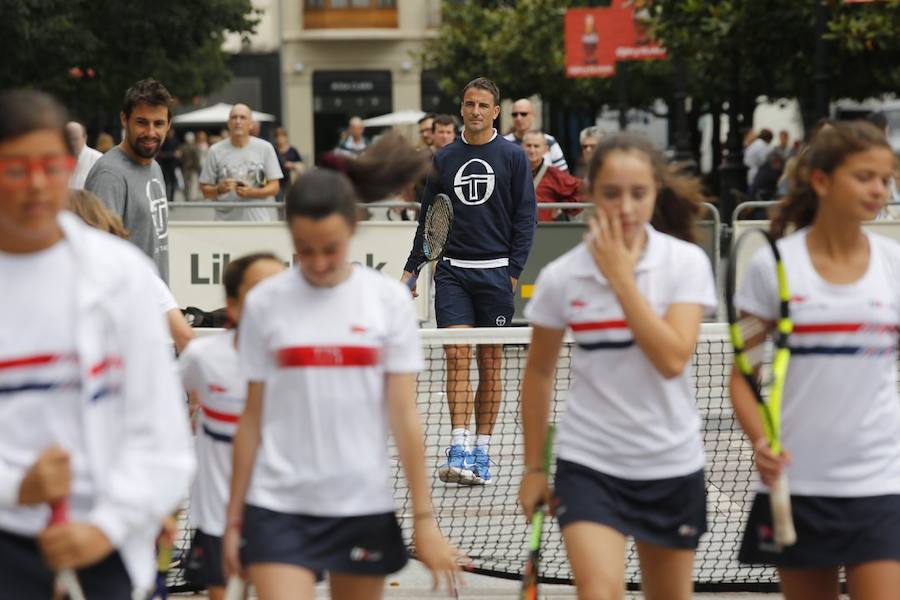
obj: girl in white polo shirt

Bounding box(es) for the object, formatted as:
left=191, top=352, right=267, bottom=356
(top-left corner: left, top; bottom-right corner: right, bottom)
left=0, top=91, right=193, bottom=598
left=222, top=135, right=463, bottom=599
left=733, top=121, right=900, bottom=598
left=518, top=132, right=717, bottom=600
left=180, top=252, right=284, bottom=600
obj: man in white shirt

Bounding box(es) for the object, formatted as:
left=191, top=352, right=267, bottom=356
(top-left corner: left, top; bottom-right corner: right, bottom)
left=335, top=116, right=369, bottom=158
left=743, top=129, right=773, bottom=186
left=65, top=121, right=102, bottom=190
left=503, top=98, right=569, bottom=171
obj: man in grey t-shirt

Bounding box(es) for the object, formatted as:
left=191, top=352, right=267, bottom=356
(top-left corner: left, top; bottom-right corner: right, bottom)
left=199, top=104, right=283, bottom=221
left=85, top=79, right=172, bottom=282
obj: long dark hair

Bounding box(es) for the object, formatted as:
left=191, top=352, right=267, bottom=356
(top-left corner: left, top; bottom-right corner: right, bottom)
left=586, top=132, right=707, bottom=243
left=0, top=90, right=70, bottom=152
left=770, top=121, right=891, bottom=238
left=285, top=132, right=431, bottom=224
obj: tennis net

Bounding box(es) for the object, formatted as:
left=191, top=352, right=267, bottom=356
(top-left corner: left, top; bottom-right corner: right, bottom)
left=396, top=323, right=776, bottom=591
left=168, top=323, right=778, bottom=592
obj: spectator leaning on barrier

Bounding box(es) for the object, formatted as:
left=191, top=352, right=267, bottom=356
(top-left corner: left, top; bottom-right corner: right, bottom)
left=432, top=114, right=458, bottom=150
left=523, top=130, right=584, bottom=222
left=199, top=103, right=283, bottom=222
left=503, top=98, right=569, bottom=172
left=84, top=78, right=172, bottom=283
left=65, top=121, right=101, bottom=190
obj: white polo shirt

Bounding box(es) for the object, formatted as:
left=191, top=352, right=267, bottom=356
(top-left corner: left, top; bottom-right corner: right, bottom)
left=238, top=265, right=423, bottom=516
left=525, top=225, right=717, bottom=480
left=179, top=330, right=243, bottom=536
left=736, top=228, right=900, bottom=496
left=0, top=241, right=93, bottom=535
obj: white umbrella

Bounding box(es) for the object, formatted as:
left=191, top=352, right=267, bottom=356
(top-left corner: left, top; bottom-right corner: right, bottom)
left=172, top=102, right=276, bottom=125
left=362, top=110, right=426, bottom=127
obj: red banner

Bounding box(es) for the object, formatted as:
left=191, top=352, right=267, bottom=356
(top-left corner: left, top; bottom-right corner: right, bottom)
left=565, top=4, right=666, bottom=79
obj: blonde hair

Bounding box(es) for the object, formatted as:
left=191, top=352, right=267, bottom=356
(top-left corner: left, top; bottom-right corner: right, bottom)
left=68, top=190, right=129, bottom=239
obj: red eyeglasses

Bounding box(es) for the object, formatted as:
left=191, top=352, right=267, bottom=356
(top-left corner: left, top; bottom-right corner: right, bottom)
left=0, top=155, right=76, bottom=189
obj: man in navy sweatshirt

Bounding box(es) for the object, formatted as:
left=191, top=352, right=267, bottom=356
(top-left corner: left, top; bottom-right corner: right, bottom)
left=403, top=77, right=536, bottom=486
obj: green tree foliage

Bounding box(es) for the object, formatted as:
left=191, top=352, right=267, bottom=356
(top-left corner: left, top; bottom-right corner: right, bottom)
left=425, top=0, right=900, bottom=123
left=0, top=0, right=258, bottom=117
left=423, top=0, right=672, bottom=113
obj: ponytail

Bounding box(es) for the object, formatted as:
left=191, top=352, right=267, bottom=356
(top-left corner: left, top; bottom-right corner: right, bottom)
left=586, top=133, right=707, bottom=243
left=771, top=120, right=890, bottom=238
left=287, top=132, right=431, bottom=224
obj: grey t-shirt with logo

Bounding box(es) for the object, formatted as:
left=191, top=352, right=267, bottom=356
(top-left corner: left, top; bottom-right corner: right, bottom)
left=85, top=146, right=169, bottom=282
left=199, top=137, right=283, bottom=222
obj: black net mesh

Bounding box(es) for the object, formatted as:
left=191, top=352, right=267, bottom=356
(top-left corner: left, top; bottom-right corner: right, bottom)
left=396, top=324, right=778, bottom=590
left=167, top=324, right=781, bottom=592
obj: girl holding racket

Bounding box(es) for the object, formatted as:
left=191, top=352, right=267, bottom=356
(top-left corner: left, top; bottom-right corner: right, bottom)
left=518, top=132, right=717, bottom=600
left=180, top=252, right=284, bottom=600
left=223, top=134, right=463, bottom=599
left=733, top=121, right=900, bottom=599
left=0, top=90, right=194, bottom=597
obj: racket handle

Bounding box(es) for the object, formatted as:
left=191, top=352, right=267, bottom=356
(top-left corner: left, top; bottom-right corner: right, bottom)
left=224, top=575, right=247, bottom=600
left=405, top=271, right=419, bottom=291
left=769, top=472, right=797, bottom=547
left=50, top=498, right=69, bottom=525
left=58, top=569, right=87, bottom=600
left=49, top=499, right=88, bottom=600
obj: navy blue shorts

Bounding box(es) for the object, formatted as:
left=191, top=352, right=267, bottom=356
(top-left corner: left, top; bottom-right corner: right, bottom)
left=554, top=459, right=707, bottom=550
left=434, top=261, right=515, bottom=328
left=0, top=528, right=131, bottom=599
left=240, top=505, right=408, bottom=577
left=184, top=529, right=225, bottom=588
left=739, top=492, right=900, bottom=568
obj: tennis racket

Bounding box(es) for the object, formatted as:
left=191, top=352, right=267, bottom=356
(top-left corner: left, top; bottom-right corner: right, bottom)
left=725, top=228, right=797, bottom=547
left=49, top=499, right=87, bottom=600
left=406, top=193, right=454, bottom=291
left=519, top=424, right=555, bottom=600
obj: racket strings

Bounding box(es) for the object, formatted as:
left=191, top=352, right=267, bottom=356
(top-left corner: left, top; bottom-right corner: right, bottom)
left=738, top=315, right=775, bottom=386
left=424, top=200, right=452, bottom=259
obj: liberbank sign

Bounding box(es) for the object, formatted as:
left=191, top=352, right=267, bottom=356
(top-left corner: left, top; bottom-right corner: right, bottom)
left=167, top=221, right=430, bottom=321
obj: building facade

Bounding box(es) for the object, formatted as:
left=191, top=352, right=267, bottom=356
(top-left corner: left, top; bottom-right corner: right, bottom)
left=281, top=0, right=449, bottom=162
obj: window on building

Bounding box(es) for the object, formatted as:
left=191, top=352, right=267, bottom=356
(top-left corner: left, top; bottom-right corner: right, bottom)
left=304, top=0, right=398, bottom=28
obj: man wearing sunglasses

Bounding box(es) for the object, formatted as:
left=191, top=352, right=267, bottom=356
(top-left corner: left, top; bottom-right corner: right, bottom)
left=503, top=98, right=569, bottom=172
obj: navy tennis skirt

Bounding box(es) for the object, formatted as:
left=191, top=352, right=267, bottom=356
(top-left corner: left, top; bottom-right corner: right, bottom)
left=241, top=504, right=408, bottom=577
left=554, top=458, right=707, bottom=550
left=184, top=528, right=226, bottom=588
left=0, top=529, right=131, bottom=599
left=739, top=492, right=900, bottom=568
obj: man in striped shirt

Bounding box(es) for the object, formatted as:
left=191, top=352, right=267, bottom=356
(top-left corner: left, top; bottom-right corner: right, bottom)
left=503, top=98, right=569, bottom=172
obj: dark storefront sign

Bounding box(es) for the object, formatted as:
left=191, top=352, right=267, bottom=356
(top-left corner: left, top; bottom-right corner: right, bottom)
left=313, top=70, right=392, bottom=115
left=312, top=70, right=393, bottom=160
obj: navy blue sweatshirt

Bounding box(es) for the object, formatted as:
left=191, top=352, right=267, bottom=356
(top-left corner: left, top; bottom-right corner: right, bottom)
left=404, top=131, right=536, bottom=279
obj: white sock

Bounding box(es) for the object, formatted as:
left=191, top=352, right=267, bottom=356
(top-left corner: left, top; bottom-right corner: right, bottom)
left=451, top=428, right=469, bottom=448
left=475, top=434, right=491, bottom=450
